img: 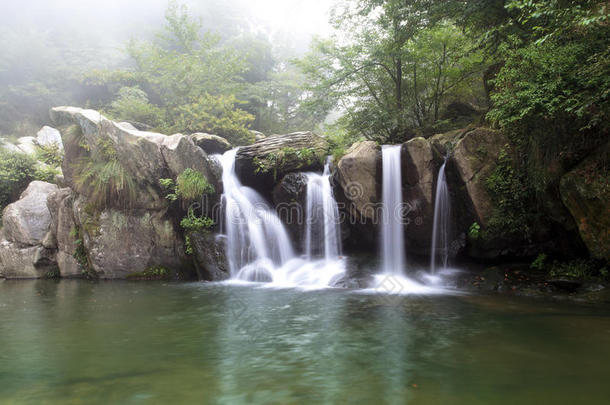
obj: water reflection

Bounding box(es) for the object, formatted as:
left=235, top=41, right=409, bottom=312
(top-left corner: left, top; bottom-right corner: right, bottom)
left=1, top=280, right=610, bottom=404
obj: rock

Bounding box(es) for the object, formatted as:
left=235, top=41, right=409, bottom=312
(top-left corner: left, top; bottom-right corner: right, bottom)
left=50, top=106, right=220, bottom=211
left=41, top=231, right=57, bottom=249
left=560, top=143, right=610, bottom=260
left=190, top=232, right=230, bottom=281
left=334, top=141, right=381, bottom=250
left=47, top=188, right=82, bottom=277
left=2, top=181, right=58, bottom=246
left=0, top=241, right=57, bottom=279
left=0, top=138, right=23, bottom=154
left=73, top=198, right=189, bottom=279
left=429, top=128, right=467, bottom=156
left=117, top=122, right=138, bottom=131
left=452, top=128, right=509, bottom=226
left=401, top=137, right=440, bottom=255
left=15, top=136, right=37, bottom=155
left=235, top=131, right=329, bottom=197
left=191, top=133, right=232, bottom=155
left=36, top=126, right=63, bottom=150
left=273, top=172, right=309, bottom=248
left=335, top=141, right=381, bottom=222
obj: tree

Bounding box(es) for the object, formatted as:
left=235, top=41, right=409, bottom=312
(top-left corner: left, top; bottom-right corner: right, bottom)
left=299, top=0, right=485, bottom=143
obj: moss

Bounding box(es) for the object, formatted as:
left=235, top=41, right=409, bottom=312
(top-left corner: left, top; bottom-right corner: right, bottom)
left=253, top=147, right=319, bottom=180
left=71, top=225, right=97, bottom=279
left=126, top=266, right=172, bottom=280
left=43, top=268, right=61, bottom=279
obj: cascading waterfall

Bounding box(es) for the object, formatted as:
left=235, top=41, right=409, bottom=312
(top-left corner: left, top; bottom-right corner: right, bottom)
left=430, top=158, right=451, bottom=273
left=219, top=149, right=295, bottom=281
left=304, top=157, right=342, bottom=261
left=380, top=145, right=407, bottom=275
left=219, top=149, right=345, bottom=287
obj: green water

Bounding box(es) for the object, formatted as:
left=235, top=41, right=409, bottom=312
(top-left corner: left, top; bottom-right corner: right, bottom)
left=1, top=280, right=610, bottom=404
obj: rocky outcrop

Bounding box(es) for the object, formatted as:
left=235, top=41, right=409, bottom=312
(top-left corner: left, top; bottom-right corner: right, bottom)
left=335, top=141, right=380, bottom=222
left=190, top=232, right=230, bottom=281
left=401, top=137, right=441, bottom=255
left=452, top=128, right=509, bottom=226
left=50, top=106, right=220, bottom=211
left=190, top=133, right=232, bottom=155
left=234, top=132, right=329, bottom=197
left=560, top=143, right=610, bottom=261
left=0, top=181, right=59, bottom=279
left=273, top=172, right=309, bottom=248
left=43, top=106, right=219, bottom=279
left=46, top=188, right=81, bottom=277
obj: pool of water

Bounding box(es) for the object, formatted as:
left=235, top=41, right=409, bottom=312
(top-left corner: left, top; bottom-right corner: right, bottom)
left=1, top=279, right=610, bottom=404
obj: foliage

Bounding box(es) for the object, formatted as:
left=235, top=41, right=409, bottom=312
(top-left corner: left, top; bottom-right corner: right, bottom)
left=180, top=207, right=214, bottom=255
left=107, top=86, right=164, bottom=127
left=468, top=222, right=481, bottom=240
left=126, top=266, right=171, bottom=280
left=299, top=1, right=486, bottom=143
left=484, top=147, right=533, bottom=239
left=35, top=142, right=63, bottom=167
left=530, top=253, right=547, bottom=271
left=253, top=147, right=319, bottom=179
left=72, top=134, right=136, bottom=210
left=548, top=258, right=609, bottom=281
left=161, top=169, right=214, bottom=203
left=0, top=149, right=58, bottom=213
left=71, top=225, right=96, bottom=279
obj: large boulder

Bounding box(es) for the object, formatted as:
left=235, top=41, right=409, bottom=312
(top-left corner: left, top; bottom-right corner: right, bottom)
left=560, top=143, right=610, bottom=261
left=73, top=197, right=189, bottom=279
left=2, top=181, right=58, bottom=245
left=190, top=133, right=232, bottom=155
left=50, top=106, right=220, bottom=211
left=400, top=137, right=442, bottom=255
left=0, top=241, right=57, bottom=279
left=335, top=141, right=380, bottom=222
left=190, top=232, right=230, bottom=281
left=452, top=128, right=509, bottom=226
left=334, top=141, right=381, bottom=250
left=36, top=126, right=63, bottom=150
left=234, top=132, right=329, bottom=197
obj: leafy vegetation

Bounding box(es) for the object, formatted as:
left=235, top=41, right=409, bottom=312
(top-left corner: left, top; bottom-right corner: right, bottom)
left=0, top=149, right=58, bottom=213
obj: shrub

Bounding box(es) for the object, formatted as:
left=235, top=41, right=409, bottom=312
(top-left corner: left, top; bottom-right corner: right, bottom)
left=175, top=168, right=214, bottom=201
left=35, top=142, right=63, bottom=167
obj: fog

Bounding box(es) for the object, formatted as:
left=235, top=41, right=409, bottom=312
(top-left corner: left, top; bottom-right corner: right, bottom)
left=0, top=0, right=334, bottom=135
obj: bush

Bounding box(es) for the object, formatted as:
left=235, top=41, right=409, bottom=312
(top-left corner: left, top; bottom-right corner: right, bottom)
left=175, top=168, right=214, bottom=201
left=0, top=149, right=55, bottom=213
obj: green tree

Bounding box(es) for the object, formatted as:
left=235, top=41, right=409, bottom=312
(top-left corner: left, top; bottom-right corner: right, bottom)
left=299, top=0, right=485, bottom=143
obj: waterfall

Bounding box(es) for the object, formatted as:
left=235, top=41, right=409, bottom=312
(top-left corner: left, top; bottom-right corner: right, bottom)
left=430, top=158, right=451, bottom=273
left=219, top=149, right=295, bottom=281
left=218, top=149, right=345, bottom=287
left=380, top=145, right=407, bottom=275
left=304, top=158, right=342, bottom=261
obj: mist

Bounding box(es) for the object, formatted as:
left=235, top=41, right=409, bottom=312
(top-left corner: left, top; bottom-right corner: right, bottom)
left=0, top=0, right=334, bottom=135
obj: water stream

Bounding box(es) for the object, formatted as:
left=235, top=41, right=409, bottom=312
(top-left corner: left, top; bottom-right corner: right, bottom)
left=219, top=149, right=344, bottom=287
left=380, top=145, right=407, bottom=276
left=430, top=158, right=451, bottom=273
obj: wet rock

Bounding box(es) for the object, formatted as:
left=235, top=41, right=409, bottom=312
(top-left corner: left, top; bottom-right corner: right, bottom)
left=272, top=172, right=309, bottom=248
left=190, top=232, right=230, bottom=281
